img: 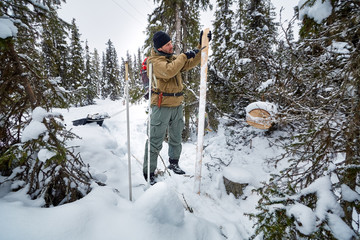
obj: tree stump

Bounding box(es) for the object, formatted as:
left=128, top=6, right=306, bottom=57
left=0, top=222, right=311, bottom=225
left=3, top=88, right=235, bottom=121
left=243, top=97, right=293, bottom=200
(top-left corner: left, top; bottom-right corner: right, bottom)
left=223, top=176, right=248, bottom=199
left=245, top=101, right=278, bottom=130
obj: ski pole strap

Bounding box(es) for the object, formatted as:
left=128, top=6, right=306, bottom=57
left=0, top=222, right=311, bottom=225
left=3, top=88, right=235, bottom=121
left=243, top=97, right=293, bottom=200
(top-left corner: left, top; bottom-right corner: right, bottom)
left=151, top=91, right=184, bottom=97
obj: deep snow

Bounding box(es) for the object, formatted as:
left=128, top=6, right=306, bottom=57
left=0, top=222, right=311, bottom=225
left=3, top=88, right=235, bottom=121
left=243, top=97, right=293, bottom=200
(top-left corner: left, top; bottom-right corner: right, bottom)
left=0, top=99, right=283, bottom=240
left=1, top=0, right=357, bottom=238
left=0, top=99, right=357, bottom=239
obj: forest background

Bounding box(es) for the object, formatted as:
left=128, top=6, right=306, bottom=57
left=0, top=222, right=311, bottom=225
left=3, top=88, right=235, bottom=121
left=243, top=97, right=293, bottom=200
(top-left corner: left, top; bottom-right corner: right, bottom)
left=0, top=0, right=359, bottom=239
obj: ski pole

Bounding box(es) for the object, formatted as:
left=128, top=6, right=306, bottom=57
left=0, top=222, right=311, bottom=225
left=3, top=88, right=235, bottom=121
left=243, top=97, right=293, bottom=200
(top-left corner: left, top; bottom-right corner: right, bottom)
left=110, top=108, right=127, bottom=118
left=199, top=46, right=207, bottom=51
left=125, top=61, right=132, bottom=201
left=147, top=63, right=153, bottom=186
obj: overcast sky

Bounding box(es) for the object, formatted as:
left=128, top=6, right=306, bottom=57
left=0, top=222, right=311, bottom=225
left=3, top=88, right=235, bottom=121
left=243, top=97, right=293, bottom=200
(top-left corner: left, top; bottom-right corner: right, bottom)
left=58, top=0, right=298, bottom=59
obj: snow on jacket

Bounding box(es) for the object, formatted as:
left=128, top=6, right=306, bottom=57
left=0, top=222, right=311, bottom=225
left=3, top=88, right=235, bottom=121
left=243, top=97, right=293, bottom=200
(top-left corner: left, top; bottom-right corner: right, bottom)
left=148, top=47, right=201, bottom=107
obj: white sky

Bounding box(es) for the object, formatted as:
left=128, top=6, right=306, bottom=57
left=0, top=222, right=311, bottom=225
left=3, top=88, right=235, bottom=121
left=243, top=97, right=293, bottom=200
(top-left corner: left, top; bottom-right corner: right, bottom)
left=58, top=0, right=154, bottom=58
left=58, top=0, right=298, bottom=59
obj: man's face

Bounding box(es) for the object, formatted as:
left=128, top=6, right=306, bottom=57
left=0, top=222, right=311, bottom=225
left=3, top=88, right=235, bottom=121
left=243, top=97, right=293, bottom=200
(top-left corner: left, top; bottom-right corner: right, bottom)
left=158, top=40, right=173, bottom=54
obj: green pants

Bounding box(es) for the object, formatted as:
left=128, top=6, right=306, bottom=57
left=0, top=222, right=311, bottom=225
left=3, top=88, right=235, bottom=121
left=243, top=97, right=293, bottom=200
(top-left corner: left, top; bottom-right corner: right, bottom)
left=143, top=105, right=184, bottom=174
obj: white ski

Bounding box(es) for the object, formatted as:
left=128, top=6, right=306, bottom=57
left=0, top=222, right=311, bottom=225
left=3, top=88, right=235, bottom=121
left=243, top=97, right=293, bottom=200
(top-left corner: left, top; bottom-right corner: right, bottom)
left=194, top=28, right=210, bottom=194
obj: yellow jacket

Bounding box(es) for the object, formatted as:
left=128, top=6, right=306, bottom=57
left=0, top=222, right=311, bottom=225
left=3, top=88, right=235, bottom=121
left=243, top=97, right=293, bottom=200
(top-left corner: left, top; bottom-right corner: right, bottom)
left=148, top=48, right=201, bottom=107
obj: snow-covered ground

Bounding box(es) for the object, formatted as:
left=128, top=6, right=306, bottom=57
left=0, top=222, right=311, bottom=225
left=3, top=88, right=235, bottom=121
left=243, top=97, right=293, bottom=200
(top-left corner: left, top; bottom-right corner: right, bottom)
left=0, top=99, right=286, bottom=240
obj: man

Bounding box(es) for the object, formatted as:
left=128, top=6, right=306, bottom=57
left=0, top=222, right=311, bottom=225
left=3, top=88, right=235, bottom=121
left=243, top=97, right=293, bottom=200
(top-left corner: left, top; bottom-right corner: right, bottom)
left=143, top=30, right=211, bottom=185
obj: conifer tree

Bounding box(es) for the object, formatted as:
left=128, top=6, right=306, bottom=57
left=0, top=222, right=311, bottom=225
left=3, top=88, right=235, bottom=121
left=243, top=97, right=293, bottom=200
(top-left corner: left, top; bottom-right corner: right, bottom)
left=119, top=56, right=126, bottom=98
left=127, top=50, right=144, bottom=103
left=68, top=18, right=86, bottom=106
left=250, top=1, right=360, bottom=238
left=101, top=52, right=108, bottom=99
left=209, top=0, right=277, bottom=120
left=102, top=39, right=121, bottom=100
left=239, top=0, right=277, bottom=90
left=41, top=14, right=69, bottom=79
left=0, top=0, right=92, bottom=207
left=211, top=0, right=234, bottom=75
left=40, top=9, right=71, bottom=108
left=207, top=0, right=237, bottom=118
left=83, top=41, right=97, bottom=105
left=91, top=48, right=102, bottom=97
left=144, top=0, right=210, bottom=53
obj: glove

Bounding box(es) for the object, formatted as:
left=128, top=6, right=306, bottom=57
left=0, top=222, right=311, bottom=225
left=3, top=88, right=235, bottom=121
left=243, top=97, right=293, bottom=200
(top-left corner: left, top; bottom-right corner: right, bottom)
left=199, top=30, right=212, bottom=45
left=184, top=50, right=196, bottom=59
left=144, top=91, right=149, bottom=100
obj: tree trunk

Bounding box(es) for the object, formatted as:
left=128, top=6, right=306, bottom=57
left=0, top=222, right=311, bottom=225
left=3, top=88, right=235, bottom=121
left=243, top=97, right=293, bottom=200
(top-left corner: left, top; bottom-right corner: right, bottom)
left=175, top=3, right=182, bottom=55
left=182, top=24, right=191, bottom=141
left=223, top=176, right=248, bottom=199
left=8, top=42, right=37, bottom=108
left=342, top=52, right=360, bottom=225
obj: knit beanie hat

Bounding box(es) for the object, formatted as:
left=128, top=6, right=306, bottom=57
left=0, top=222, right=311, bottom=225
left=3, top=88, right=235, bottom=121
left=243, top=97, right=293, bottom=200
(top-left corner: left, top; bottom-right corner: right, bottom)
left=153, top=31, right=171, bottom=49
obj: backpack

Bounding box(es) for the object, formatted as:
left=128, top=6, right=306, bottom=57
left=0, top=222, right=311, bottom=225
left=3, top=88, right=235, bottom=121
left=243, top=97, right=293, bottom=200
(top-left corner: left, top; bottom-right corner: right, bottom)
left=140, top=57, right=149, bottom=91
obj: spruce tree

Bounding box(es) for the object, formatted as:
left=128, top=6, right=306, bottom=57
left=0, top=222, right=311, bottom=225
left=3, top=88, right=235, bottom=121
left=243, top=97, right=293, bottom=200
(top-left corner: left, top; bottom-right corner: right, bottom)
left=250, top=1, right=360, bottom=238
left=127, top=50, right=144, bottom=103
left=84, top=40, right=97, bottom=105
left=91, top=48, right=102, bottom=97
left=211, top=0, right=234, bottom=75
left=41, top=13, right=69, bottom=79
left=102, top=39, right=121, bottom=101
left=101, top=52, right=108, bottom=99
left=68, top=18, right=86, bottom=106
left=209, top=0, right=277, bottom=120
left=40, top=14, right=72, bottom=108
left=208, top=0, right=237, bottom=119
left=145, top=0, right=211, bottom=58
left=239, top=0, right=277, bottom=91
left=0, top=0, right=92, bottom=207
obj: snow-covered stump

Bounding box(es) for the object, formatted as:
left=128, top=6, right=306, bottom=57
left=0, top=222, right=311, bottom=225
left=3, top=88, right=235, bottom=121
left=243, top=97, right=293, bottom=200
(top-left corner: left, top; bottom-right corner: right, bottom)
left=245, top=101, right=278, bottom=130
left=223, top=167, right=255, bottom=199
left=223, top=176, right=248, bottom=199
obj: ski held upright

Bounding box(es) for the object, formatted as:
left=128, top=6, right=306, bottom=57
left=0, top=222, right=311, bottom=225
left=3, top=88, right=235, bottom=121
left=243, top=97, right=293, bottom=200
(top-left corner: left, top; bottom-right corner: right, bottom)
left=194, top=28, right=210, bottom=194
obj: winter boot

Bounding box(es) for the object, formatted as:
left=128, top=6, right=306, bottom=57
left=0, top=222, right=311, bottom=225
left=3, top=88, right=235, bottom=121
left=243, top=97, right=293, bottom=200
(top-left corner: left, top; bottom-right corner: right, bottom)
left=143, top=173, right=156, bottom=185
left=168, top=158, right=185, bottom=175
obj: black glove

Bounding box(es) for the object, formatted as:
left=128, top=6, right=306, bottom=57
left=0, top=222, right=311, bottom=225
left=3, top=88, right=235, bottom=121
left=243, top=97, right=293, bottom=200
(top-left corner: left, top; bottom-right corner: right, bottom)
left=184, top=50, right=196, bottom=59
left=144, top=90, right=149, bottom=100
left=199, top=30, right=212, bottom=45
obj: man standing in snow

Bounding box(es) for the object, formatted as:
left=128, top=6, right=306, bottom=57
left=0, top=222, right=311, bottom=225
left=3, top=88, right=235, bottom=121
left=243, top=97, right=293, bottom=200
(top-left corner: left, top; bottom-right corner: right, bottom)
left=144, top=30, right=211, bottom=185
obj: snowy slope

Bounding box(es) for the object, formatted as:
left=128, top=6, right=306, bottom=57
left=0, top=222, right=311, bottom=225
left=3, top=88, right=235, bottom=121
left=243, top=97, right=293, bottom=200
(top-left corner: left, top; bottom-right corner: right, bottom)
left=0, top=99, right=284, bottom=240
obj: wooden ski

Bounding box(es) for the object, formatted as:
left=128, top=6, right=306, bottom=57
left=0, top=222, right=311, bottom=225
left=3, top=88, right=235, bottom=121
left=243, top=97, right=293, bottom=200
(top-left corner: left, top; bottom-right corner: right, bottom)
left=194, top=28, right=210, bottom=194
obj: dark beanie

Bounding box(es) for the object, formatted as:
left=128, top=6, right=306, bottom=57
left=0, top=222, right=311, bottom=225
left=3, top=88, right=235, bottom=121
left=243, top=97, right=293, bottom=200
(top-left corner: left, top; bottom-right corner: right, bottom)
left=153, top=31, right=171, bottom=49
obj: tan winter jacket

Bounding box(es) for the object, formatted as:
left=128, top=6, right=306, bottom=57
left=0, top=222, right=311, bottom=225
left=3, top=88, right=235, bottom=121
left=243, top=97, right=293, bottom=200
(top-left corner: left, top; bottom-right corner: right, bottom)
left=148, top=47, right=201, bottom=107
